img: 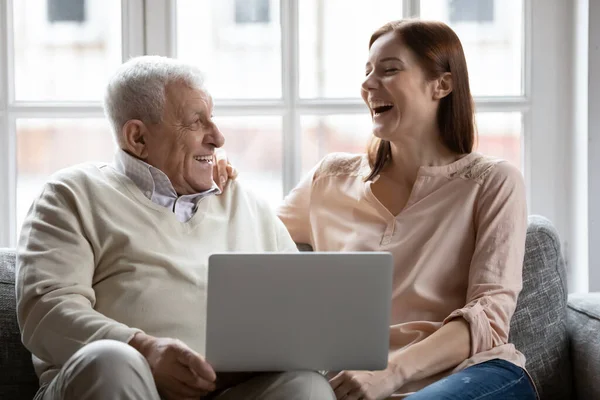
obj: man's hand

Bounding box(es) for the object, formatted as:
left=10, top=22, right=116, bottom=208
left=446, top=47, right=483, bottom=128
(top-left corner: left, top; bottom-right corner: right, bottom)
left=129, top=332, right=217, bottom=400
left=213, top=149, right=238, bottom=192
left=329, top=368, right=402, bottom=400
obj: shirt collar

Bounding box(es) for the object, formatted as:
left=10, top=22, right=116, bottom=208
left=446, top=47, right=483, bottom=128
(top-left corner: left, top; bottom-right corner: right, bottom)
left=113, top=149, right=221, bottom=202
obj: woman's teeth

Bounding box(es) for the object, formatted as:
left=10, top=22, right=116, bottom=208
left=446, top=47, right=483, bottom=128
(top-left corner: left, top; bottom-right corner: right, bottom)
left=370, top=101, right=394, bottom=116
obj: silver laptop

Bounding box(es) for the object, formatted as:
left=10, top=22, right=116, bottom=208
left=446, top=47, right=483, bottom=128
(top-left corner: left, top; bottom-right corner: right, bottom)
left=205, top=252, right=393, bottom=372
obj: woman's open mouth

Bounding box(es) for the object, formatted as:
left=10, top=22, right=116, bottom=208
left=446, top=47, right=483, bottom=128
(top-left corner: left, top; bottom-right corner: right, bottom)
left=370, top=100, right=394, bottom=117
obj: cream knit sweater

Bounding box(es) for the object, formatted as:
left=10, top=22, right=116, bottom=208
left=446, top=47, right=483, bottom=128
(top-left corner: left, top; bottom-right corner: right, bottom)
left=16, top=163, right=297, bottom=387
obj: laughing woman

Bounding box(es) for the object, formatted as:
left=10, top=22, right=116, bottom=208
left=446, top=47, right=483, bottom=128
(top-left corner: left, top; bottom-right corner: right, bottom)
left=275, top=20, right=537, bottom=400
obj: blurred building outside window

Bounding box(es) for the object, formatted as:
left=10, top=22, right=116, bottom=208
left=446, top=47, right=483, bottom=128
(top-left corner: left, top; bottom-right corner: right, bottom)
left=8, top=0, right=525, bottom=238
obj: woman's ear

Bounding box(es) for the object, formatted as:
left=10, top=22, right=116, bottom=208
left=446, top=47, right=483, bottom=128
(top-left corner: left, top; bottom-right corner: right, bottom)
left=433, top=72, right=453, bottom=100
left=121, top=120, right=149, bottom=159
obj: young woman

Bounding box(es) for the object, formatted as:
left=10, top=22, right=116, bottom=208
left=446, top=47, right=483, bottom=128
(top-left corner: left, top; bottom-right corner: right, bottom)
left=218, top=19, right=537, bottom=400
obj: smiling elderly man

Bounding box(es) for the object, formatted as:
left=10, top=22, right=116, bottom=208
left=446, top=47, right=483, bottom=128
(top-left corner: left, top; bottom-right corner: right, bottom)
left=16, top=56, right=335, bottom=400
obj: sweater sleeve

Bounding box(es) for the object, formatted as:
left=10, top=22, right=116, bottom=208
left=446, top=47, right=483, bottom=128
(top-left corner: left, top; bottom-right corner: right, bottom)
left=16, top=180, right=142, bottom=367
left=442, top=162, right=528, bottom=357
left=276, top=164, right=319, bottom=246
left=274, top=216, right=300, bottom=252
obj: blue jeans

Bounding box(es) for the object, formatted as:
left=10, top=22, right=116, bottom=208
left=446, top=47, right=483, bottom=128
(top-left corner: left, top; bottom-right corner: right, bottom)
left=406, top=359, right=537, bottom=399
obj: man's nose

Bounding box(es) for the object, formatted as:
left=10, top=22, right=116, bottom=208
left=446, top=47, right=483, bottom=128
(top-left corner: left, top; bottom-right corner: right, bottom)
left=208, top=122, right=225, bottom=148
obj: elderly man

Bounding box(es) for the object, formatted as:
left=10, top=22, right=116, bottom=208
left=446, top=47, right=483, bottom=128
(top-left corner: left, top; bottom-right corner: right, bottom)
left=16, top=56, right=335, bottom=400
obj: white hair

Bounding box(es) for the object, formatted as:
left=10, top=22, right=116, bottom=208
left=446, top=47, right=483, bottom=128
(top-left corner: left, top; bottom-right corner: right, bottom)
left=103, top=55, right=206, bottom=145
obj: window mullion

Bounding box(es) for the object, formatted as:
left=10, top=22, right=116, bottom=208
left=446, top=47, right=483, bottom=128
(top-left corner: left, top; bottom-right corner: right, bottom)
left=122, top=0, right=146, bottom=60
left=0, top=1, right=7, bottom=112
left=145, top=0, right=175, bottom=56
left=0, top=113, right=12, bottom=248
left=281, top=0, right=301, bottom=195
left=407, top=0, right=420, bottom=17
left=0, top=0, right=15, bottom=247
left=523, top=0, right=532, bottom=100
left=7, top=104, right=106, bottom=118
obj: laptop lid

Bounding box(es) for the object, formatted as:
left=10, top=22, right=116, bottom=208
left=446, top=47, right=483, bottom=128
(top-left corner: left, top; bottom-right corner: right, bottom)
left=205, top=252, right=393, bottom=372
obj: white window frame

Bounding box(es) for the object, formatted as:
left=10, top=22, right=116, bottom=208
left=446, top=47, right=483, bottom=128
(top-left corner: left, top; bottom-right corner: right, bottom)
left=0, top=0, right=591, bottom=292
left=143, top=0, right=587, bottom=291
left=0, top=0, right=145, bottom=247
left=586, top=0, right=599, bottom=291
left=147, top=0, right=531, bottom=188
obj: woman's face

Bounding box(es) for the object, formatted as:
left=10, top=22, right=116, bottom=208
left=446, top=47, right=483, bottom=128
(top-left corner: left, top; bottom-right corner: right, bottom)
left=361, top=32, right=440, bottom=142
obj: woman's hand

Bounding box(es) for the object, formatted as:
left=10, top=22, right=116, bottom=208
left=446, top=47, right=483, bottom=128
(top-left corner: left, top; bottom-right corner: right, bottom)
left=329, top=367, right=402, bottom=400
left=213, top=149, right=238, bottom=192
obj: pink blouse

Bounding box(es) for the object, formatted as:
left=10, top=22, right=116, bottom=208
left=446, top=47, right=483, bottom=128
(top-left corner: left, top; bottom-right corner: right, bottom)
left=277, top=152, right=528, bottom=396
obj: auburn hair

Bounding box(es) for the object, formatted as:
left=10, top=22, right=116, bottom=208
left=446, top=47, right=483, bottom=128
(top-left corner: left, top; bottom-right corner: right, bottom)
left=365, top=20, right=476, bottom=181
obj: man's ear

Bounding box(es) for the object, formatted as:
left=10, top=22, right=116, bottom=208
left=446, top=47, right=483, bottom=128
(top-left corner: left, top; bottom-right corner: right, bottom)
left=121, top=120, right=149, bottom=159
left=433, top=72, right=453, bottom=100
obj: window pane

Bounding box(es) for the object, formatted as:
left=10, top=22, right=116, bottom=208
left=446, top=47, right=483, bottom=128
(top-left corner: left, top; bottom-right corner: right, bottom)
left=300, top=112, right=522, bottom=177
left=17, top=119, right=115, bottom=234
left=176, top=0, right=281, bottom=99
left=301, top=114, right=372, bottom=174
left=420, top=0, right=523, bottom=96
left=13, top=0, right=122, bottom=101
left=299, top=0, right=404, bottom=99
left=476, top=112, right=522, bottom=170
left=214, top=116, right=283, bottom=208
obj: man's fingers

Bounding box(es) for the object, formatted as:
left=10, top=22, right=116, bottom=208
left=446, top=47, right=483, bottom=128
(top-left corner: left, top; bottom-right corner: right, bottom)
left=177, top=350, right=217, bottom=382
left=172, top=361, right=216, bottom=392
left=212, top=153, right=227, bottom=190
left=160, top=385, right=203, bottom=400
left=226, top=165, right=238, bottom=180
left=217, top=158, right=228, bottom=184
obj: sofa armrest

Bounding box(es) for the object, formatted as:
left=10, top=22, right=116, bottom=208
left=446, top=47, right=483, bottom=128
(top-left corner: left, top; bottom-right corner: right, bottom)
left=568, top=293, right=600, bottom=399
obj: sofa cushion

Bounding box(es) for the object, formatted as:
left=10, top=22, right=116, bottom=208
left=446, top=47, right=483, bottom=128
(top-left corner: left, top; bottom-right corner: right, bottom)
left=0, top=248, right=39, bottom=399
left=567, top=293, right=600, bottom=399
left=3, top=216, right=572, bottom=400
left=508, top=216, right=572, bottom=400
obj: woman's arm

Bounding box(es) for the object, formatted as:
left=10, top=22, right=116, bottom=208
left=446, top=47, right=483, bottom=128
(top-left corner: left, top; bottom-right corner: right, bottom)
left=393, top=161, right=528, bottom=385
left=331, top=161, right=528, bottom=399
left=277, top=163, right=321, bottom=245
left=390, top=319, right=470, bottom=384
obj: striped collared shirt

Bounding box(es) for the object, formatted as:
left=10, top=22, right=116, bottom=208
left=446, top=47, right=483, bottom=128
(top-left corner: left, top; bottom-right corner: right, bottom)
left=113, top=150, right=220, bottom=222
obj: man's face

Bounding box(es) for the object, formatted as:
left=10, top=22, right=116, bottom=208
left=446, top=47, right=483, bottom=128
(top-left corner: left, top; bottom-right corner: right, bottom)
left=142, top=82, right=225, bottom=195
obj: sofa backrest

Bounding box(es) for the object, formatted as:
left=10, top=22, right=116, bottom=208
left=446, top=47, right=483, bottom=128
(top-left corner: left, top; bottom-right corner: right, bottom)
left=509, top=215, right=572, bottom=400
left=0, top=249, right=39, bottom=399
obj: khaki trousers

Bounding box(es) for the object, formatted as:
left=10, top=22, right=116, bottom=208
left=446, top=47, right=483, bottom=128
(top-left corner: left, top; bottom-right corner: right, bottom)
left=35, top=340, right=336, bottom=400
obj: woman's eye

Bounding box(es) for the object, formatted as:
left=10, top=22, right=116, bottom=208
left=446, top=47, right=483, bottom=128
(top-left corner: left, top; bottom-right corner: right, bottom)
left=385, top=68, right=398, bottom=73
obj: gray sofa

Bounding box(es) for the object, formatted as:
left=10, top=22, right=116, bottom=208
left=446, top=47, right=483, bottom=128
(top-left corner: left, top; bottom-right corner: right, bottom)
left=1, top=215, right=599, bottom=399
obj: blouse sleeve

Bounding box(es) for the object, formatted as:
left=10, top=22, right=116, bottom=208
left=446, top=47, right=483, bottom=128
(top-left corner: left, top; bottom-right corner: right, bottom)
left=276, top=162, right=322, bottom=246
left=443, top=161, right=528, bottom=356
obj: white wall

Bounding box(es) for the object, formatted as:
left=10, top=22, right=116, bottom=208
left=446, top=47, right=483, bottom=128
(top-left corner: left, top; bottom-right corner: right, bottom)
left=589, top=0, right=600, bottom=291
left=570, top=0, right=589, bottom=293
left=528, top=0, right=572, bottom=284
